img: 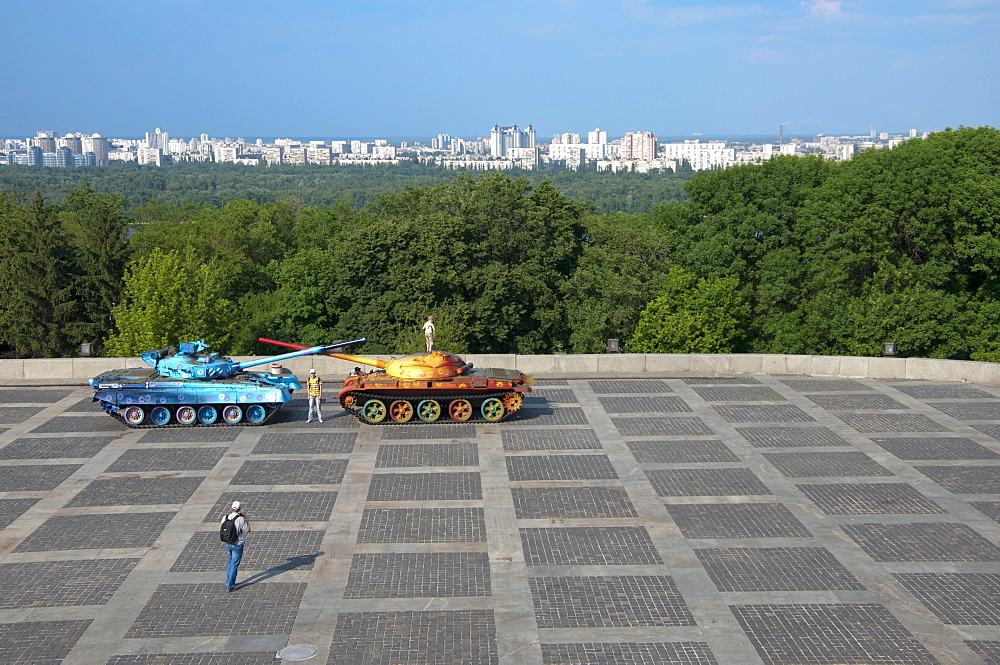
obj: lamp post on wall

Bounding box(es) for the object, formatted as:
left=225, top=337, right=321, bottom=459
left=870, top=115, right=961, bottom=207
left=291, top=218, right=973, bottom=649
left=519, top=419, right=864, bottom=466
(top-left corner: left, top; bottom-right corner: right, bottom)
left=882, top=342, right=898, bottom=357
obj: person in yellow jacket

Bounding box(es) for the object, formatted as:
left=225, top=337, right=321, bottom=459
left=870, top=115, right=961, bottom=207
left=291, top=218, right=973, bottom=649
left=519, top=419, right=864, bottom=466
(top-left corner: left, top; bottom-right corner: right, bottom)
left=306, top=369, right=323, bottom=423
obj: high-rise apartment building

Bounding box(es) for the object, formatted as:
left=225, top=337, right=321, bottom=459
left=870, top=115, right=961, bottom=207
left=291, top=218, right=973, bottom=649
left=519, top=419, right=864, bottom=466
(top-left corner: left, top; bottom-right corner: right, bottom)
left=588, top=128, right=608, bottom=145
left=621, top=131, right=657, bottom=160
left=146, top=127, right=169, bottom=151
left=489, top=124, right=535, bottom=157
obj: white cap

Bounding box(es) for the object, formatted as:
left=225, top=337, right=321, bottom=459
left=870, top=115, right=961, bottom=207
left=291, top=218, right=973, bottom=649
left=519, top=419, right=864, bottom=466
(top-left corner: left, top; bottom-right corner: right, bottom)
left=310, top=368, right=316, bottom=373
left=231, top=501, right=241, bottom=510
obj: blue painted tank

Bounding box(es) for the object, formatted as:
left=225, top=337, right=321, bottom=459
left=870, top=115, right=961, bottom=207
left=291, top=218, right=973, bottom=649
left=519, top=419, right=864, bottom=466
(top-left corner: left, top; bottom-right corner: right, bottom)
left=89, top=338, right=365, bottom=427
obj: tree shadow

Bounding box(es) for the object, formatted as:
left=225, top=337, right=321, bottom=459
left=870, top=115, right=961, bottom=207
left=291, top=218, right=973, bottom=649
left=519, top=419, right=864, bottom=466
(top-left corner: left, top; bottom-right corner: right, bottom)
left=238, top=551, right=324, bottom=588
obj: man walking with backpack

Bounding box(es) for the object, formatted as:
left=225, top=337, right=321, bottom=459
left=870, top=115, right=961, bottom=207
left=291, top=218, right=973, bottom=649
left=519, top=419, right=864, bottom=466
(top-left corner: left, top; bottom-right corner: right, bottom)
left=220, top=501, right=250, bottom=592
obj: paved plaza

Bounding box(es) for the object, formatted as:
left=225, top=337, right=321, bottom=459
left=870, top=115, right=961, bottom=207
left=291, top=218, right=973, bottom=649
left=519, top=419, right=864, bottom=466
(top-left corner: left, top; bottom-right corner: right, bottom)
left=1, top=373, right=999, bottom=664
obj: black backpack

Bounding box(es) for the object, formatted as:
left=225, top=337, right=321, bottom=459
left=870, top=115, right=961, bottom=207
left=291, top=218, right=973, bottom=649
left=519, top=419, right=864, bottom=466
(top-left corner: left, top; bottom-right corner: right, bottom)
left=220, top=514, right=241, bottom=544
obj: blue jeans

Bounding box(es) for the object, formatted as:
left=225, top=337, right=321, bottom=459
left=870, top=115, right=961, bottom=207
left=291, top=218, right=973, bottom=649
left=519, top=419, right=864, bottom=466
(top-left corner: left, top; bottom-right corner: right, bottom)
left=225, top=542, right=244, bottom=590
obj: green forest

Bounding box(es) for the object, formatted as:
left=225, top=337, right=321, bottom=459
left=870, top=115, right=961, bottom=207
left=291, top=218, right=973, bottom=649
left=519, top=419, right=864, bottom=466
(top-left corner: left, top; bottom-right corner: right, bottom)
left=1, top=126, right=998, bottom=362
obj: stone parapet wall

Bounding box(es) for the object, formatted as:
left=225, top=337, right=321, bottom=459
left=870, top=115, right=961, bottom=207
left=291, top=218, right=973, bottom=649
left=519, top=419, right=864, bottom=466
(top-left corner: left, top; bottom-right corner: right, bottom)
left=1, top=353, right=998, bottom=386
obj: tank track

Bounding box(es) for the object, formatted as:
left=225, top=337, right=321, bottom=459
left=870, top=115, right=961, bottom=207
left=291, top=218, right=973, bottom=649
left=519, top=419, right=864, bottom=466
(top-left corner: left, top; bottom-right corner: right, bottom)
left=340, top=390, right=519, bottom=425
left=103, top=403, right=281, bottom=429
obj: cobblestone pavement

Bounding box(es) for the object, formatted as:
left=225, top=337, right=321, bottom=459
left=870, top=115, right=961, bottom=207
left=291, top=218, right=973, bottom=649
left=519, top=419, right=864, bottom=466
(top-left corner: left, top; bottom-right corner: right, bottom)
left=1, top=375, right=998, bottom=665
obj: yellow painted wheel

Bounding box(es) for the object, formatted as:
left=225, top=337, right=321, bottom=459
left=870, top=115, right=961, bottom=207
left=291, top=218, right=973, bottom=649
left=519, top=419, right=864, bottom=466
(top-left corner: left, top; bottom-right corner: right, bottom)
left=448, top=399, right=473, bottom=422
left=363, top=399, right=387, bottom=424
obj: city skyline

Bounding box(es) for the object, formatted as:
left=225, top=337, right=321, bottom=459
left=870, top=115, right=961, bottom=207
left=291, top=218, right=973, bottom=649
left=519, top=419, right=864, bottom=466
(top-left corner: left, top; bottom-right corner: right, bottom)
left=3, top=1, right=997, bottom=138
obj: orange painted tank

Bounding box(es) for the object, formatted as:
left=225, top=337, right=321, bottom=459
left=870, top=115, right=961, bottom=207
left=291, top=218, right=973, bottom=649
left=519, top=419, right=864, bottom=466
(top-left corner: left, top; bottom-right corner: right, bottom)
left=259, top=338, right=533, bottom=424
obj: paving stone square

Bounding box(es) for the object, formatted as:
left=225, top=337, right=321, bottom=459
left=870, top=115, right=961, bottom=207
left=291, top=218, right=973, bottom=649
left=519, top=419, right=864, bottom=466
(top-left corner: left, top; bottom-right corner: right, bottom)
left=511, top=487, right=638, bottom=519
left=357, top=507, right=486, bottom=542
left=589, top=379, right=673, bottom=393
left=502, top=428, right=603, bottom=450
left=379, top=423, right=476, bottom=440
left=598, top=395, right=692, bottom=413
left=965, top=641, right=1000, bottom=663
left=0, top=558, right=139, bottom=608
left=529, top=388, right=578, bottom=403
left=836, top=412, right=950, bottom=432
left=972, top=501, right=1000, bottom=524
left=0, top=497, right=38, bottom=529
left=506, top=406, right=590, bottom=426
left=645, top=468, right=772, bottom=496
left=805, top=393, right=910, bottom=410
left=171, top=531, right=325, bottom=573
left=929, top=401, right=1000, bottom=420
left=253, top=431, right=357, bottom=454
left=778, top=378, right=874, bottom=392
left=683, top=377, right=760, bottom=384
left=30, top=414, right=127, bottom=433
left=0, top=435, right=117, bottom=460
left=376, top=442, right=479, bottom=467
left=975, top=424, right=1000, bottom=440
left=14, top=511, right=176, bottom=552
left=797, top=482, right=946, bottom=514
left=274, top=409, right=360, bottom=429
left=203, top=490, right=339, bottom=522
left=67, top=476, right=204, bottom=507
left=344, top=552, right=490, bottom=598
left=713, top=404, right=815, bottom=423
left=735, top=425, right=850, bottom=448
left=893, top=573, right=1000, bottom=625
left=611, top=416, right=714, bottom=436
left=626, top=439, right=740, bottom=464
left=64, top=396, right=104, bottom=412
left=107, top=654, right=280, bottom=665
left=730, top=603, right=939, bottom=665
left=230, top=459, right=348, bottom=485
left=893, top=384, right=997, bottom=399
left=520, top=526, right=662, bottom=566
left=0, top=463, right=80, bottom=491
left=0, top=388, right=74, bottom=403
left=695, top=547, right=865, bottom=592
left=328, top=610, right=498, bottom=665
left=763, top=450, right=893, bottom=477
left=0, top=619, right=92, bottom=664
left=841, top=523, right=1000, bottom=562
left=666, top=503, right=813, bottom=539
left=690, top=386, right=787, bottom=402
left=915, top=465, right=1000, bottom=493
left=0, top=406, right=45, bottom=424
left=137, top=427, right=242, bottom=443
left=529, top=576, right=695, bottom=628
left=126, top=582, right=306, bottom=637
left=367, top=471, right=482, bottom=501
left=106, top=446, right=227, bottom=472
left=506, top=454, right=618, bottom=480
left=870, top=436, right=1000, bottom=460
left=539, top=642, right=719, bottom=665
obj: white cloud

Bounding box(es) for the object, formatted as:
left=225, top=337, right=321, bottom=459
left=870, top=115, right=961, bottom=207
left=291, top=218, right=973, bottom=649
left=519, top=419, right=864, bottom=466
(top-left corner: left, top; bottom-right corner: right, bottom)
left=803, top=0, right=846, bottom=17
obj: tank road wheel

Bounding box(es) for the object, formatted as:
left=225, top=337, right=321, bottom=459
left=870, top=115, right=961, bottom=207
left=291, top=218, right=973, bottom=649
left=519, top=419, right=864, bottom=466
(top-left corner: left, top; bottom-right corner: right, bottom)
left=222, top=405, right=243, bottom=424
left=176, top=405, right=197, bottom=425
left=503, top=393, right=523, bottom=412
left=417, top=399, right=441, bottom=422
left=123, top=406, right=145, bottom=426
left=448, top=399, right=473, bottom=422
left=481, top=397, right=506, bottom=422
left=362, top=399, right=388, bottom=424
left=149, top=406, right=171, bottom=426
left=245, top=404, right=267, bottom=425
left=197, top=405, right=219, bottom=425
left=389, top=400, right=414, bottom=423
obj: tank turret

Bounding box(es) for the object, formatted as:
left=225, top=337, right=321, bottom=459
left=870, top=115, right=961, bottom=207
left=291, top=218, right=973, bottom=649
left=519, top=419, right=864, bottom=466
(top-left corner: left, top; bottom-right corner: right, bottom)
left=259, top=337, right=532, bottom=424
left=90, top=338, right=365, bottom=428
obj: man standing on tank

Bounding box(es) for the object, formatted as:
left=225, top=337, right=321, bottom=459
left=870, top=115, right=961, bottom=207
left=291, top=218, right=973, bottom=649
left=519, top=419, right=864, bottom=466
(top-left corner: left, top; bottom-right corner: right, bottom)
left=422, top=316, right=435, bottom=353
left=306, top=368, right=323, bottom=423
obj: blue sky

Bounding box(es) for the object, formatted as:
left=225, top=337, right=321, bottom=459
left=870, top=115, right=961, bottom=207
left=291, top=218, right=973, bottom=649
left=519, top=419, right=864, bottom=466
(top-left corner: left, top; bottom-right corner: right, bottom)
left=2, top=0, right=997, bottom=139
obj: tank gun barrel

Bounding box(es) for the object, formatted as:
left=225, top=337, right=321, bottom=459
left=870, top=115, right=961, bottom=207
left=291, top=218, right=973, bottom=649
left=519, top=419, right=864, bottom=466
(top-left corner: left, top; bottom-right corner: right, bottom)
left=258, top=338, right=388, bottom=369
left=237, top=339, right=366, bottom=370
